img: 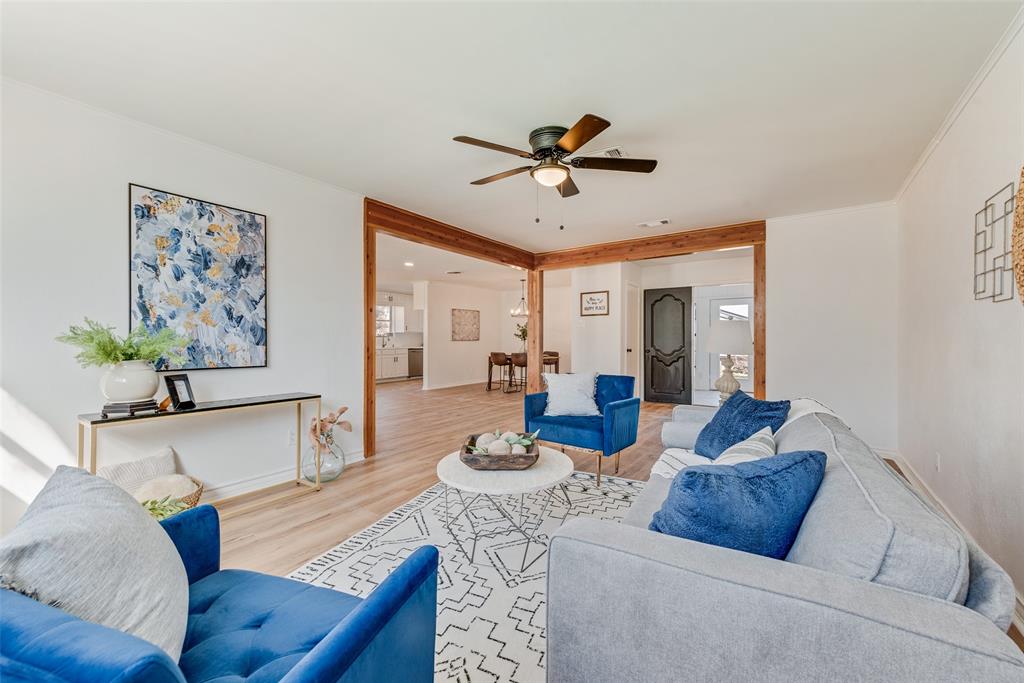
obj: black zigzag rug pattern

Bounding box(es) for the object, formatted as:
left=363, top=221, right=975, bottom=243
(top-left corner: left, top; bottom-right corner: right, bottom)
left=290, top=471, right=644, bottom=683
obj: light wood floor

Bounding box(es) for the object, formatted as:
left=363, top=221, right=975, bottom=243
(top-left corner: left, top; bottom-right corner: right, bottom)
left=213, top=380, right=1024, bottom=651
left=216, top=379, right=671, bottom=575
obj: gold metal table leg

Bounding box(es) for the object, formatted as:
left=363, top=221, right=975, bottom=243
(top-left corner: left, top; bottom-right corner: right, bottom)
left=77, top=422, right=85, bottom=469
left=88, top=425, right=98, bottom=473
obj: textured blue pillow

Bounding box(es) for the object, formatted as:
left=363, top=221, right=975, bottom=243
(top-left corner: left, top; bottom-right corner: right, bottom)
left=649, top=450, right=826, bottom=559
left=694, top=390, right=790, bottom=458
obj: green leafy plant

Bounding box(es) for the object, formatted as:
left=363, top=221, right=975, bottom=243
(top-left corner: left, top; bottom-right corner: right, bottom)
left=141, top=495, right=189, bottom=521
left=514, top=322, right=528, bottom=343
left=56, top=318, right=189, bottom=368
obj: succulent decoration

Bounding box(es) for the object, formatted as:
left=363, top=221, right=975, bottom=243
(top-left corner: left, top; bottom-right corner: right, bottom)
left=470, top=429, right=541, bottom=456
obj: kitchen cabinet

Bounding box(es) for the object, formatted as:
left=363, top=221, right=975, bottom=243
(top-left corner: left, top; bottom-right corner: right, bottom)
left=375, top=348, right=409, bottom=380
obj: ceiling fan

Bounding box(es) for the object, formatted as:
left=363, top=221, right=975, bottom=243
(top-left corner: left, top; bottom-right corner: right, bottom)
left=453, top=114, right=657, bottom=198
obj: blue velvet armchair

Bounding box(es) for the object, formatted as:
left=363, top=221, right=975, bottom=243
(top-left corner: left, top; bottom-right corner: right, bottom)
left=525, top=374, right=640, bottom=486
left=0, top=505, right=439, bottom=682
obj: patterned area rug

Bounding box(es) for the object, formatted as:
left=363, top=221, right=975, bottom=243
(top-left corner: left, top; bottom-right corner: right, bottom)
left=290, top=471, right=644, bottom=683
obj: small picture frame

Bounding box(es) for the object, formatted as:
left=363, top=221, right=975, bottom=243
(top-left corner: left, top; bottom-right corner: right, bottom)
left=164, top=374, right=196, bottom=410
left=580, top=290, right=610, bottom=316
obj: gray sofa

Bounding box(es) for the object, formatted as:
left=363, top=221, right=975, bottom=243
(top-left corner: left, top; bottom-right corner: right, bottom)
left=547, top=402, right=1024, bottom=682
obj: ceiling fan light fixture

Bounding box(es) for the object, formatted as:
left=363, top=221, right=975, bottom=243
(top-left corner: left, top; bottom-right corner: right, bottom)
left=530, top=160, right=569, bottom=188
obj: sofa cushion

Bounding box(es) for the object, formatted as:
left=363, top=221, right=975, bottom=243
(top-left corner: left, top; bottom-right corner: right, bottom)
left=694, top=391, right=790, bottom=458
left=528, top=414, right=603, bottom=451
left=180, top=570, right=362, bottom=682
left=649, top=451, right=826, bottom=559
left=780, top=413, right=970, bottom=604
left=621, top=474, right=673, bottom=529
left=0, top=466, right=188, bottom=661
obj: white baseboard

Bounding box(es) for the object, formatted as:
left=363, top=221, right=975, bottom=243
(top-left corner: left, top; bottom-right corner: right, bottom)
left=889, top=452, right=1024, bottom=634
left=202, top=449, right=365, bottom=501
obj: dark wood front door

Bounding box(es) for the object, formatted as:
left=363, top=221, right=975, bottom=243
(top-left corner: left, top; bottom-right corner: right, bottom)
left=644, top=287, right=692, bottom=404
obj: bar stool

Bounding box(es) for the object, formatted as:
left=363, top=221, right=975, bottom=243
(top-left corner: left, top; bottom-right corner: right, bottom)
left=542, top=351, right=560, bottom=374
left=487, top=352, right=511, bottom=391
left=507, top=352, right=528, bottom=393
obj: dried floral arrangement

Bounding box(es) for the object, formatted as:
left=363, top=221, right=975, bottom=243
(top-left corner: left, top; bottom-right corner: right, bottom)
left=309, top=406, right=353, bottom=450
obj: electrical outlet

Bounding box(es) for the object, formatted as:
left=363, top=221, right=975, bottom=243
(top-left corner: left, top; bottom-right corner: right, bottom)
left=935, top=451, right=941, bottom=473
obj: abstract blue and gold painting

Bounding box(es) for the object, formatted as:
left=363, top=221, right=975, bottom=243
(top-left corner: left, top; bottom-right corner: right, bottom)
left=129, top=184, right=267, bottom=370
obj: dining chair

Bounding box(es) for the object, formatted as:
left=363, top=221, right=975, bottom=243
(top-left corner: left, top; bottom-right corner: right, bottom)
left=542, top=351, right=560, bottom=374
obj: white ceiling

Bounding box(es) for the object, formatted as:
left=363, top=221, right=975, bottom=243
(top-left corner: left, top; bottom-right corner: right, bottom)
left=376, top=234, right=571, bottom=293
left=3, top=2, right=1018, bottom=251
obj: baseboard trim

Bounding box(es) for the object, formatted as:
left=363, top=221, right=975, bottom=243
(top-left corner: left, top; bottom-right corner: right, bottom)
left=202, top=449, right=365, bottom=501
left=889, top=452, right=1024, bottom=634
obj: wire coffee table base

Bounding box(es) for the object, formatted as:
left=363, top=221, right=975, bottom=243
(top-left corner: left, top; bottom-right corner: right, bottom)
left=442, top=483, right=573, bottom=573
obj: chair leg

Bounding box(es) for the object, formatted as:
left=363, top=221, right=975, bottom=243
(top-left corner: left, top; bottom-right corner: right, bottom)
left=595, top=453, right=602, bottom=488
left=614, top=451, right=620, bottom=474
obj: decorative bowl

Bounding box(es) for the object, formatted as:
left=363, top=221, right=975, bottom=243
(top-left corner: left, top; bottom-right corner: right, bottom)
left=460, top=434, right=540, bottom=470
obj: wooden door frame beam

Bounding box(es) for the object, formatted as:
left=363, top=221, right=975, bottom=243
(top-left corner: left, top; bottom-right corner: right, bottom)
left=364, top=199, right=767, bottom=457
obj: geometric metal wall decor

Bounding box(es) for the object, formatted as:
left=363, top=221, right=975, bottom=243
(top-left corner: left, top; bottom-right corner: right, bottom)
left=973, top=182, right=1016, bottom=303
left=1013, top=166, right=1024, bottom=308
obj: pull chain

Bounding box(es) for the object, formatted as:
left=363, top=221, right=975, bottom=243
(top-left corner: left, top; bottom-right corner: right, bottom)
left=535, top=184, right=540, bottom=224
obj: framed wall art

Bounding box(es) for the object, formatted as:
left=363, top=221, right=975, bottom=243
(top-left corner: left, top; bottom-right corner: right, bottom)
left=129, top=184, right=267, bottom=370
left=580, top=290, right=610, bottom=316
left=451, top=308, right=480, bottom=341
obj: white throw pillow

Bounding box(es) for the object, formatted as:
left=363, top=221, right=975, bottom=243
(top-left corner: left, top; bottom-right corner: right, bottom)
left=97, top=446, right=176, bottom=496
left=133, top=474, right=199, bottom=503
left=543, top=372, right=600, bottom=416
left=0, top=467, right=189, bottom=660
left=715, top=426, right=776, bottom=465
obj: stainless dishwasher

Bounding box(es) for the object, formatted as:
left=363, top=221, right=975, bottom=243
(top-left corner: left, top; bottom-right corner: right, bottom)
left=408, top=348, right=423, bottom=378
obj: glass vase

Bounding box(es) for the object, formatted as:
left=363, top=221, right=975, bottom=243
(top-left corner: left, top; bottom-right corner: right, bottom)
left=302, top=440, right=345, bottom=483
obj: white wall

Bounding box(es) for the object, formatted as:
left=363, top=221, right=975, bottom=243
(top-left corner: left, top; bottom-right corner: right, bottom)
left=499, top=286, right=573, bottom=370
left=422, top=282, right=502, bottom=389
left=1, top=81, right=365, bottom=531
left=570, top=263, right=625, bottom=374
left=766, top=203, right=899, bottom=451
left=896, top=23, right=1024, bottom=591
left=639, top=254, right=752, bottom=290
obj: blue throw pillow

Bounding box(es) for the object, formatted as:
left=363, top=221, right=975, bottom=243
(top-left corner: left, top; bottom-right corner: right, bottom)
left=694, top=390, right=790, bottom=458
left=649, top=450, right=826, bottom=559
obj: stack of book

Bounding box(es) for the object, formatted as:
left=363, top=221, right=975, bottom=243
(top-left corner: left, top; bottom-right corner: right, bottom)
left=101, top=399, right=160, bottom=418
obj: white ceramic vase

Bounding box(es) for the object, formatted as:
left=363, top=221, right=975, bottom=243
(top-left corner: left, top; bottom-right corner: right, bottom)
left=101, top=360, right=159, bottom=403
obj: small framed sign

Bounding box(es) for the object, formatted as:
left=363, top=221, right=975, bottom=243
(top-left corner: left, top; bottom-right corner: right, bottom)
left=580, top=290, right=610, bottom=316
left=164, top=374, right=196, bottom=410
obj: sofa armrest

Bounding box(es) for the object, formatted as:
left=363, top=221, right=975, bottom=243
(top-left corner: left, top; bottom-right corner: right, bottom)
left=547, top=519, right=1024, bottom=683
left=283, top=545, right=439, bottom=683
left=159, top=504, right=220, bottom=584
left=660, top=405, right=716, bottom=450
left=603, top=398, right=640, bottom=456
left=525, top=392, right=548, bottom=425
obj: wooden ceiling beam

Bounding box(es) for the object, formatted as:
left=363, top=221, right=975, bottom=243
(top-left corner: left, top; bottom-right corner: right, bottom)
left=533, top=220, right=766, bottom=270
left=365, top=199, right=535, bottom=271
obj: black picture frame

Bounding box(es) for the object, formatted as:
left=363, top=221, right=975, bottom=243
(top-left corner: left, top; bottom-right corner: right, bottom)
left=164, top=374, right=196, bottom=410
left=128, top=183, right=268, bottom=371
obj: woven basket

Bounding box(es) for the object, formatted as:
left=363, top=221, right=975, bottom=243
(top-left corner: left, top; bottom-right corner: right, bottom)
left=179, top=476, right=204, bottom=509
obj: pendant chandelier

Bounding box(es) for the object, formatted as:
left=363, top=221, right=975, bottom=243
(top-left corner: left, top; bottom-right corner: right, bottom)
left=510, top=278, right=528, bottom=318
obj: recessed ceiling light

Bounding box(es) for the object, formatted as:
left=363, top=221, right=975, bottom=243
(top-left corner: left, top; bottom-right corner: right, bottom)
left=445, top=270, right=462, bottom=275
left=403, top=262, right=415, bottom=267
left=636, top=219, right=670, bottom=229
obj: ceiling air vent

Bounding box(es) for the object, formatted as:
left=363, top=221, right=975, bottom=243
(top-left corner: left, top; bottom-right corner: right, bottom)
left=636, top=219, right=670, bottom=229
left=587, top=146, right=626, bottom=158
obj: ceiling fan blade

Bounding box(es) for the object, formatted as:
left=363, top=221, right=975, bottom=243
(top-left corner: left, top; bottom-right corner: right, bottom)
left=571, top=157, right=658, bottom=173
left=470, top=166, right=532, bottom=185
left=557, top=175, right=580, bottom=198
left=454, top=136, right=533, bottom=159
left=555, top=114, right=611, bottom=154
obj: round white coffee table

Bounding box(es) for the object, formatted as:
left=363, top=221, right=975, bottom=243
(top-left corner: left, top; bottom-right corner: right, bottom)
left=437, top=446, right=574, bottom=572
